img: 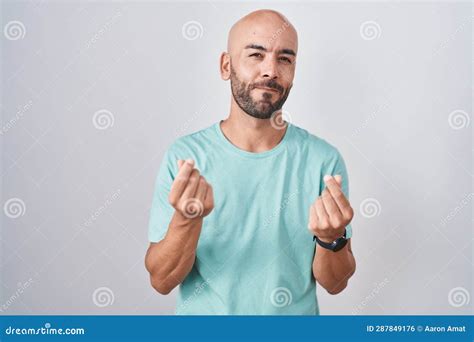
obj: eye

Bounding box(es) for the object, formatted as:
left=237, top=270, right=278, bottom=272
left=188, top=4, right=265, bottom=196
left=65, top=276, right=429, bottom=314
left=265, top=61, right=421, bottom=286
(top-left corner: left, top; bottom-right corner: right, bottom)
left=249, top=53, right=263, bottom=58
left=279, top=56, right=292, bottom=64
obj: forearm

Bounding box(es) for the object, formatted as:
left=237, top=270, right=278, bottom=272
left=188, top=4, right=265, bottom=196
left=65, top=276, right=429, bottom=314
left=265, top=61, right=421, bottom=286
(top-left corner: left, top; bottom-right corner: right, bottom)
left=145, top=211, right=203, bottom=294
left=312, top=241, right=356, bottom=294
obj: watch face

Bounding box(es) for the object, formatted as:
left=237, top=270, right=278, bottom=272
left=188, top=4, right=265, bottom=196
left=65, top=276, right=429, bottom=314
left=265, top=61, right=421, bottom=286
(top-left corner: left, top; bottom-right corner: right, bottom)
left=333, top=238, right=348, bottom=252
left=313, top=230, right=348, bottom=252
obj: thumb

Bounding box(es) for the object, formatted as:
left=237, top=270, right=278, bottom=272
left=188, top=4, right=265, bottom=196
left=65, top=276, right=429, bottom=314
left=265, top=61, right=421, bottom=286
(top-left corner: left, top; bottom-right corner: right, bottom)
left=334, top=174, right=342, bottom=186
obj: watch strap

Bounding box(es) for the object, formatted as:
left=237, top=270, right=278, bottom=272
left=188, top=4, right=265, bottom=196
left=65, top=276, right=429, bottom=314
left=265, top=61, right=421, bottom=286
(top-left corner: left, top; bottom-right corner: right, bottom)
left=313, top=228, right=348, bottom=252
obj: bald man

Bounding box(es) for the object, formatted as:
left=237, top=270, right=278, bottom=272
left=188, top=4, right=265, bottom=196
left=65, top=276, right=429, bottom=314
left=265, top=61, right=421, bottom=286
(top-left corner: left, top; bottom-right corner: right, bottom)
left=145, top=9, right=356, bottom=315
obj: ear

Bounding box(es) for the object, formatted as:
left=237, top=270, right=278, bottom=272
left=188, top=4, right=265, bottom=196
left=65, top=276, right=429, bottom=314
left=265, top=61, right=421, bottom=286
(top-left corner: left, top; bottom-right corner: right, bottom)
left=220, top=52, right=231, bottom=80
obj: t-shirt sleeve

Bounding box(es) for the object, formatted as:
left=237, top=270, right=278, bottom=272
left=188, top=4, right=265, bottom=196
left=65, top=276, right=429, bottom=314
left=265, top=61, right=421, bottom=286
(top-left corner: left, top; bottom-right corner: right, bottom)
left=148, top=148, right=177, bottom=243
left=322, top=149, right=353, bottom=239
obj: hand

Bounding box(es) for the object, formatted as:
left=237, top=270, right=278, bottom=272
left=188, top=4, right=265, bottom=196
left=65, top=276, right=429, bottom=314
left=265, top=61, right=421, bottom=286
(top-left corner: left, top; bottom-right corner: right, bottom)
left=308, top=175, right=354, bottom=243
left=168, top=159, right=214, bottom=219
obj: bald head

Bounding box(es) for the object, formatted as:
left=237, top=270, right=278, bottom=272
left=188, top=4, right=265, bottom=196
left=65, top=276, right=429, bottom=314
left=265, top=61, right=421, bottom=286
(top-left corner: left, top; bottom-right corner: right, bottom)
left=219, top=10, right=297, bottom=120
left=227, top=9, right=298, bottom=56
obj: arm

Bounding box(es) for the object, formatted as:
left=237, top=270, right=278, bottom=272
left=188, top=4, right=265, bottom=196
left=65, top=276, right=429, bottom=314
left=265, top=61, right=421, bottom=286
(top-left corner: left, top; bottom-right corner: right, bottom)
left=145, top=159, right=214, bottom=294
left=145, top=211, right=203, bottom=294
left=313, top=238, right=356, bottom=294
left=308, top=175, right=356, bottom=294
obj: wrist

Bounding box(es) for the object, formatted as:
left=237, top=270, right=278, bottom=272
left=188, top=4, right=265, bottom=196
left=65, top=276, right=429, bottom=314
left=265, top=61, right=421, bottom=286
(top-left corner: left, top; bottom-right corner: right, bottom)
left=171, top=211, right=204, bottom=233
left=314, top=229, right=347, bottom=244
left=166, top=211, right=203, bottom=246
left=313, top=228, right=349, bottom=252
left=317, top=236, right=334, bottom=243
left=174, top=210, right=203, bottom=223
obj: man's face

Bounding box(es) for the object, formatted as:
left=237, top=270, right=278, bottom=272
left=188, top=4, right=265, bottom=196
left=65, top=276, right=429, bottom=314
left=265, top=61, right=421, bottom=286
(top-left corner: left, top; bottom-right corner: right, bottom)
left=230, top=63, right=292, bottom=119
left=227, top=18, right=297, bottom=119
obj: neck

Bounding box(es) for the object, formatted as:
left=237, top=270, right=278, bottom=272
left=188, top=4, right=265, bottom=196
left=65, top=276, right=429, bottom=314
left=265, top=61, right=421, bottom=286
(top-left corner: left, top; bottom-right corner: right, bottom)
left=220, top=98, right=288, bottom=153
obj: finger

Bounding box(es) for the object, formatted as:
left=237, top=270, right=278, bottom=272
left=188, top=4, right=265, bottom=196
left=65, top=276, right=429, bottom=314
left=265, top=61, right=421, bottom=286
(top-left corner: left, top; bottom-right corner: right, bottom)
left=315, top=198, right=329, bottom=229
left=321, top=188, right=343, bottom=219
left=334, top=174, right=342, bottom=186
left=182, top=176, right=207, bottom=217
left=169, top=159, right=195, bottom=203
left=195, top=176, right=208, bottom=202
left=315, top=199, right=333, bottom=239
left=308, top=203, right=318, bottom=230
left=204, top=183, right=214, bottom=209
left=177, top=159, right=185, bottom=169
left=181, top=169, right=201, bottom=200
left=178, top=158, right=195, bottom=171
left=323, top=175, right=351, bottom=214
left=322, top=188, right=346, bottom=229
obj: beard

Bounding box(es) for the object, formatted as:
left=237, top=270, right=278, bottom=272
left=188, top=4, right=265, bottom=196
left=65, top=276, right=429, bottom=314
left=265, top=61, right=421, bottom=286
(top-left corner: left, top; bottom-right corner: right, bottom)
left=230, top=65, right=292, bottom=120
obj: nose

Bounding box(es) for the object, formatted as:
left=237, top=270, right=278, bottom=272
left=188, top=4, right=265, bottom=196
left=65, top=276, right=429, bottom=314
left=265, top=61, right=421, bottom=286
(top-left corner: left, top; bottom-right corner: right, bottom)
left=261, top=56, right=279, bottom=80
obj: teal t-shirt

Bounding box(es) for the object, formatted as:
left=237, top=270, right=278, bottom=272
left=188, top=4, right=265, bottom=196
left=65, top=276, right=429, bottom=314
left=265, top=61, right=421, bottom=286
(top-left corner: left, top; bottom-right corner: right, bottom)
left=148, top=121, right=352, bottom=315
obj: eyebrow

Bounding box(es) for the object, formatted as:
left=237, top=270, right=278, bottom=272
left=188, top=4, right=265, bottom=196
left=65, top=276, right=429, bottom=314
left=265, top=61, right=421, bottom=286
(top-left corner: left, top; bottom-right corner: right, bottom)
left=244, top=44, right=296, bottom=56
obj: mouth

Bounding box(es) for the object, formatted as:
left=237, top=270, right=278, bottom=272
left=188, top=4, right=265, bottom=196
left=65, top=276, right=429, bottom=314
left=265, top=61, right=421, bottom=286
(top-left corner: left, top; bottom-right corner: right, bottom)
left=255, top=86, right=280, bottom=93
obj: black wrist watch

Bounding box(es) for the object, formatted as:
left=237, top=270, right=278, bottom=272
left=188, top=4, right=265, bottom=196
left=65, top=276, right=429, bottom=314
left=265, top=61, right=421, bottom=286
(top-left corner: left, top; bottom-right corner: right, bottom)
left=313, top=228, right=349, bottom=252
